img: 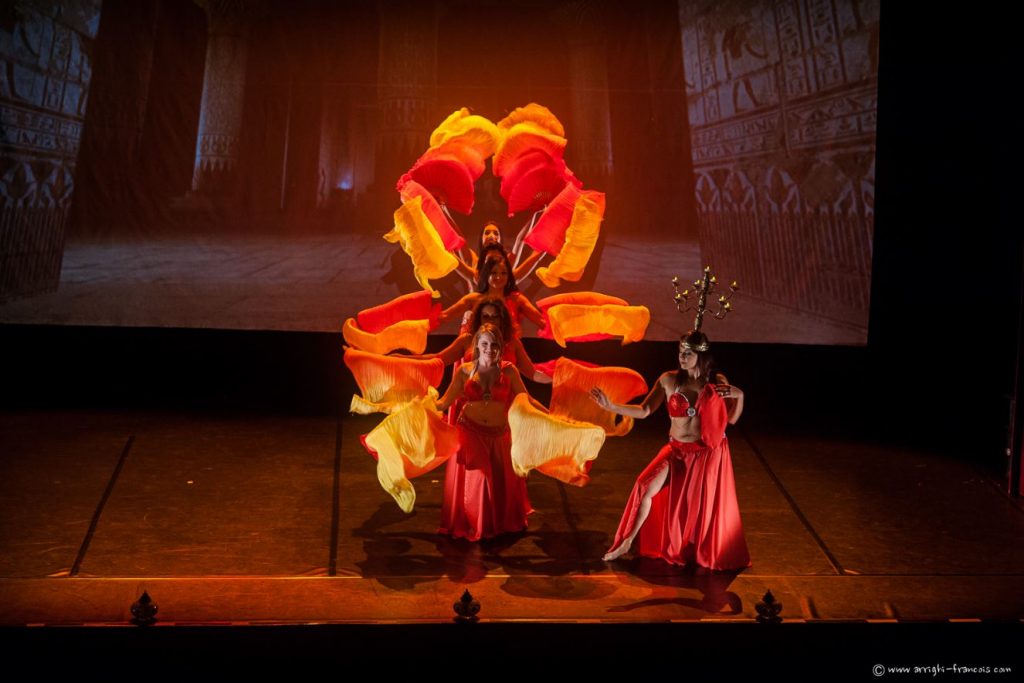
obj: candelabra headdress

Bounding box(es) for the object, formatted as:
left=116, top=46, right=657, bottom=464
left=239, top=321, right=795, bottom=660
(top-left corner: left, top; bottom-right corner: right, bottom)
left=672, top=266, right=738, bottom=351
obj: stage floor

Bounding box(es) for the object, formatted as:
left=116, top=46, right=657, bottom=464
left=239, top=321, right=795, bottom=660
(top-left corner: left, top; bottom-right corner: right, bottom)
left=2, top=409, right=1022, bottom=626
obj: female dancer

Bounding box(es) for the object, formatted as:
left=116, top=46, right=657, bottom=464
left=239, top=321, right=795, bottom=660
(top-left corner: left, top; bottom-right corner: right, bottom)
left=435, top=323, right=539, bottom=540
left=441, top=247, right=544, bottom=331
left=590, top=330, right=750, bottom=570
left=416, top=298, right=550, bottom=383
left=456, top=222, right=543, bottom=285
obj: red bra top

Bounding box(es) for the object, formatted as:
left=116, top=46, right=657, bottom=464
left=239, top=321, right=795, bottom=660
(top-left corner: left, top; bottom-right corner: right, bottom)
left=667, top=390, right=698, bottom=418
left=668, top=384, right=730, bottom=449
left=464, top=363, right=514, bottom=405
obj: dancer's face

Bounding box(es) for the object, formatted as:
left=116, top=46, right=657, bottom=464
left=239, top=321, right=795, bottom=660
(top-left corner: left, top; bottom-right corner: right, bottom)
left=476, top=331, right=501, bottom=365
left=482, top=224, right=501, bottom=246
left=479, top=304, right=501, bottom=327
left=487, top=260, right=509, bottom=292
left=678, top=343, right=699, bottom=372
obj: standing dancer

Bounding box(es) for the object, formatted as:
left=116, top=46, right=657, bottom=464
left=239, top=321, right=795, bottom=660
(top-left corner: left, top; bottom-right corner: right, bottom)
left=410, top=298, right=549, bottom=383
left=441, top=247, right=544, bottom=331
left=456, top=221, right=544, bottom=285
left=436, top=323, right=538, bottom=540
left=590, top=328, right=749, bottom=570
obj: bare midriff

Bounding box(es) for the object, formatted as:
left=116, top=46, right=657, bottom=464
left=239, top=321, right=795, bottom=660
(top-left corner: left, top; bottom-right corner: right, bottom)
left=460, top=399, right=508, bottom=428
left=669, top=414, right=701, bottom=443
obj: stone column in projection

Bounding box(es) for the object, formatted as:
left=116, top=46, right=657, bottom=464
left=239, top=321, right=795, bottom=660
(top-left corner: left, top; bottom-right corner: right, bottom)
left=374, top=0, right=437, bottom=210
left=555, top=0, right=614, bottom=189
left=0, top=1, right=102, bottom=300
left=191, top=0, right=252, bottom=198
left=72, top=0, right=161, bottom=235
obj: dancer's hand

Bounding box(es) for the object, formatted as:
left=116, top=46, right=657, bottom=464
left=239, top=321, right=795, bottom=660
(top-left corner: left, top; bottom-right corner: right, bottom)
left=590, top=387, right=611, bottom=410
left=715, top=384, right=743, bottom=400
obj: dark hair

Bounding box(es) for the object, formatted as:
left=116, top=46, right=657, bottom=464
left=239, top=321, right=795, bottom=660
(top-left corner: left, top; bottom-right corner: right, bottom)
left=478, top=222, right=502, bottom=255
left=479, top=242, right=505, bottom=262
left=470, top=297, right=514, bottom=342
left=476, top=248, right=518, bottom=296
left=676, top=330, right=714, bottom=385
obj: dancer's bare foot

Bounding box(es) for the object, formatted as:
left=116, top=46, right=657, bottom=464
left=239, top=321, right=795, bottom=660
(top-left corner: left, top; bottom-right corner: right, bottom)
left=602, top=543, right=630, bottom=562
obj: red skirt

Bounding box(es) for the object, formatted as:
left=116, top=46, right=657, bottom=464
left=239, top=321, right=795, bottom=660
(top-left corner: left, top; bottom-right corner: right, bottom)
left=608, top=438, right=750, bottom=570
left=439, top=418, right=532, bottom=541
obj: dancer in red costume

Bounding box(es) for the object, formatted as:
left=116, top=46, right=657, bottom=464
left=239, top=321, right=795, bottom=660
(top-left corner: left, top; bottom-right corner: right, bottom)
left=590, top=330, right=750, bottom=570
left=436, top=323, right=540, bottom=540
left=455, top=222, right=544, bottom=286
left=413, top=298, right=549, bottom=383
left=441, top=247, right=544, bottom=332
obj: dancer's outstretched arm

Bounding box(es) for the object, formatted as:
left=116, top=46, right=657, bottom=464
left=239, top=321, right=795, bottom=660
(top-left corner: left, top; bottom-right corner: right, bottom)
left=590, top=371, right=670, bottom=419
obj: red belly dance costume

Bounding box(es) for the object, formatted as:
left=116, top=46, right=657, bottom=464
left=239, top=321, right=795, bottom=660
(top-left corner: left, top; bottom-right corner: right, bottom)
left=439, top=362, right=532, bottom=540
left=606, top=384, right=750, bottom=570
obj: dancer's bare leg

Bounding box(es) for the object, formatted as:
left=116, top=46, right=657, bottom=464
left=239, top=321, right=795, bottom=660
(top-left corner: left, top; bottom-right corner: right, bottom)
left=603, top=463, right=670, bottom=561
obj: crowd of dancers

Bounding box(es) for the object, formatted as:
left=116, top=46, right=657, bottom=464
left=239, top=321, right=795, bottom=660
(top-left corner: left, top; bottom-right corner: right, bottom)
left=344, top=104, right=749, bottom=571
